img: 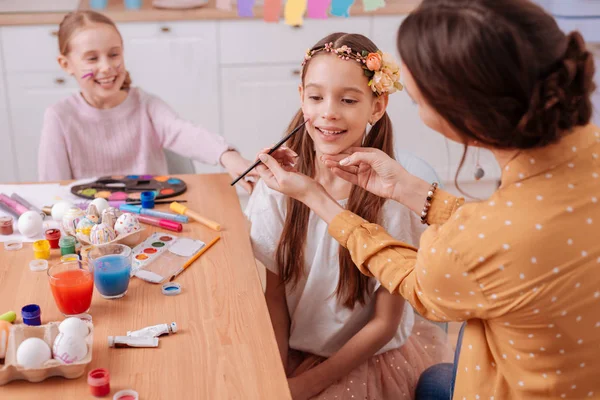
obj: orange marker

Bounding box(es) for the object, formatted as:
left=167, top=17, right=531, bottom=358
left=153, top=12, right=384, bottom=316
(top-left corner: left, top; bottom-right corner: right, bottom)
left=170, top=202, right=221, bottom=231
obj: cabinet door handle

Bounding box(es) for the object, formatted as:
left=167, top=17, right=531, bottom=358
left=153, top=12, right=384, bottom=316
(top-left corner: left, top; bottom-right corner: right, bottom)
left=160, top=26, right=171, bottom=33
left=291, top=69, right=301, bottom=76
left=55, top=78, right=65, bottom=85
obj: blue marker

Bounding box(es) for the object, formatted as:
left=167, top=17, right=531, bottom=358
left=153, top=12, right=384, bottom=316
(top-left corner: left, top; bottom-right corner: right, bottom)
left=119, top=204, right=189, bottom=224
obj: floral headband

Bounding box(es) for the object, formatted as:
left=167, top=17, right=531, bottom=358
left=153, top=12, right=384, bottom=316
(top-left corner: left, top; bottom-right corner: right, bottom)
left=302, top=42, right=404, bottom=96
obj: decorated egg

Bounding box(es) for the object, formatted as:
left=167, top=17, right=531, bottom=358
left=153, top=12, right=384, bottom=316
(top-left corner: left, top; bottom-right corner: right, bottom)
left=85, top=204, right=100, bottom=224
left=51, top=201, right=74, bottom=221
left=76, top=218, right=95, bottom=237
left=0, top=320, right=10, bottom=359
left=101, top=207, right=122, bottom=226
left=62, top=208, right=85, bottom=236
left=17, top=211, right=44, bottom=238
left=90, top=223, right=116, bottom=244
left=16, top=337, right=51, bottom=368
left=52, top=332, right=87, bottom=364
left=91, top=198, right=109, bottom=216
left=59, top=317, right=89, bottom=338
left=114, top=214, right=140, bottom=236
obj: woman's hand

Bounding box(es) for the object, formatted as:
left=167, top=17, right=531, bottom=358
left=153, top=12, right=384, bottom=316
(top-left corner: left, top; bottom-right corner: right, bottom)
left=321, top=147, right=408, bottom=201
left=220, top=150, right=258, bottom=193
left=255, top=151, right=320, bottom=202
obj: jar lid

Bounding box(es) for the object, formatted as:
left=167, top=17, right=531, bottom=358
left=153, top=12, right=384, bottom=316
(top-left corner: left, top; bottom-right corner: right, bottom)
left=30, top=259, right=48, bottom=271
left=0, top=216, right=13, bottom=226
left=88, top=368, right=110, bottom=386
left=60, top=254, right=80, bottom=262
left=113, top=389, right=139, bottom=400
left=21, top=304, right=40, bottom=318
left=59, top=235, right=76, bottom=245
left=161, top=282, right=181, bottom=296
left=4, top=240, right=22, bottom=251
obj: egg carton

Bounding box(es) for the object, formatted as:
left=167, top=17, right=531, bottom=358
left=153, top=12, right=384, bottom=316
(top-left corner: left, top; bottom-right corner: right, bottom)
left=76, top=227, right=145, bottom=247
left=0, top=321, right=93, bottom=385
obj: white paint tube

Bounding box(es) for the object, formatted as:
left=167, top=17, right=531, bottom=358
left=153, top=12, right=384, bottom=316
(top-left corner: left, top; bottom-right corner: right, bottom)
left=126, top=322, right=178, bottom=338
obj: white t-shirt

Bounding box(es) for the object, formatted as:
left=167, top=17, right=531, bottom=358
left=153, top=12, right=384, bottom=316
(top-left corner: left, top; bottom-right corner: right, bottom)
left=245, top=179, right=427, bottom=357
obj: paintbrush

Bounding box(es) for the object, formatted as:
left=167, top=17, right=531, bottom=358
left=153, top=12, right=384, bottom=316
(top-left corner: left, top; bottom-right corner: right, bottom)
left=169, top=235, right=221, bottom=281
left=230, top=120, right=307, bottom=186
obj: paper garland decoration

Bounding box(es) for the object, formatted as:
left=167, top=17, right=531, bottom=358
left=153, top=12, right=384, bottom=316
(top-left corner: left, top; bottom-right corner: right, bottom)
left=264, top=0, right=283, bottom=22
left=307, top=0, right=330, bottom=19
left=329, top=0, right=354, bottom=17
left=238, top=0, right=255, bottom=16
left=363, top=0, right=385, bottom=11
left=284, top=0, right=308, bottom=26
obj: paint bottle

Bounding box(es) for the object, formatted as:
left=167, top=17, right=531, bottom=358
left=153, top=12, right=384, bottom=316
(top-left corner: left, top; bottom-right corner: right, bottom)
left=107, top=336, right=159, bottom=348
left=0, top=216, right=13, bottom=235
left=21, top=304, right=41, bottom=326
left=33, top=240, right=51, bottom=260
left=45, top=228, right=61, bottom=249
left=59, top=236, right=77, bottom=256
left=88, top=368, right=110, bottom=397
left=140, top=191, right=155, bottom=209
left=127, top=322, right=177, bottom=338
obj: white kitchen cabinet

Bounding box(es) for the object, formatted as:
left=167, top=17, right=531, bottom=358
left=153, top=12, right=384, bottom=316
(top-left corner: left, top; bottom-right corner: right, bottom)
left=219, top=17, right=372, bottom=65
left=1, top=24, right=61, bottom=73
left=5, top=71, right=78, bottom=182
left=0, top=35, right=17, bottom=183
left=221, top=64, right=302, bottom=161
left=118, top=21, right=222, bottom=174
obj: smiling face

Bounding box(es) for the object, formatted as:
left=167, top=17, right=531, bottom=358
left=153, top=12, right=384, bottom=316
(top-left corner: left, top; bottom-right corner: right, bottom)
left=300, top=53, right=387, bottom=156
left=58, top=23, right=127, bottom=107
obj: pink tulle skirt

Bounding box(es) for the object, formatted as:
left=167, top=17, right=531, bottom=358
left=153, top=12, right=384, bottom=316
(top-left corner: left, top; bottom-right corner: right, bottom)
left=288, top=315, right=454, bottom=400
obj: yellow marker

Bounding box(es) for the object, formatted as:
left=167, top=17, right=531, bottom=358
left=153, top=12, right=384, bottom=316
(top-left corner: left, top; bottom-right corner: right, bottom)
left=284, top=0, right=307, bottom=26
left=170, top=202, right=221, bottom=231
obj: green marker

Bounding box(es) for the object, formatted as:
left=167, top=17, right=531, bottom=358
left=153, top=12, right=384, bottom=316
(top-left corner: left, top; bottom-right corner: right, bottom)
left=0, top=311, right=16, bottom=323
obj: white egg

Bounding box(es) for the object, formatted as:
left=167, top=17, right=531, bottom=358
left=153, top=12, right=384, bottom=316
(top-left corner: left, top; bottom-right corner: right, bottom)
left=17, top=211, right=44, bottom=238
left=90, top=198, right=110, bottom=216
left=16, top=337, right=51, bottom=368
left=52, top=333, right=87, bottom=364
left=58, top=317, right=89, bottom=338
left=51, top=201, right=74, bottom=221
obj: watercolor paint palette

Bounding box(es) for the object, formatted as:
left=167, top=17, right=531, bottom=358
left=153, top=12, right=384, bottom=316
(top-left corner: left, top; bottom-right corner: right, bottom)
left=71, top=175, right=187, bottom=201
left=131, top=232, right=205, bottom=283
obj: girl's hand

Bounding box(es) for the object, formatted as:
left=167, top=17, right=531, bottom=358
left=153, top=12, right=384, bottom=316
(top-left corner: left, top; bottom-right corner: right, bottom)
left=287, top=375, right=318, bottom=400
left=220, top=150, right=258, bottom=193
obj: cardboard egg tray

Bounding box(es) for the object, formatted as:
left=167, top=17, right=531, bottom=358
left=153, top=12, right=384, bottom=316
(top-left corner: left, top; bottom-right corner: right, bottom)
left=0, top=321, right=93, bottom=385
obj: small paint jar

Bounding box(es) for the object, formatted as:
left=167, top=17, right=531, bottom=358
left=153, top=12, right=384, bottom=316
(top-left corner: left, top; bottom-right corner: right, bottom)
left=32, top=240, right=51, bottom=260
left=140, top=191, right=155, bottom=209
left=113, top=389, right=139, bottom=400
left=88, top=368, right=110, bottom=397
left=21, top=304, right=41, bottom=326
left=89, top=0, right=108, bottom=10
left=124, top=0, right=142, bottom=9
left=45, top=228, right=61, bottom=249
left=0, top=216, right=13, bottom=235
left=60, top=254, right=80, bottom=262
left=59, top=236, right=77, bottom=256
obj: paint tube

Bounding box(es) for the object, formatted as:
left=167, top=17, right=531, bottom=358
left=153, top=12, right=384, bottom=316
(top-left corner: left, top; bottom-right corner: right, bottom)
left=108, top=336, right=159, bottom=348
left=126, top=322, right=177, bottom=338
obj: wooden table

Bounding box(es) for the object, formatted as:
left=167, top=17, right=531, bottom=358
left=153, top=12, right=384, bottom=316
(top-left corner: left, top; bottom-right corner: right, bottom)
left=0, top=174, right=291, bottom=399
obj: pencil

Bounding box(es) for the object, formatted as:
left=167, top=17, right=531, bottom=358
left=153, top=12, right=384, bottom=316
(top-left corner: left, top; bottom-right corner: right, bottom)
left=169, top=235, right=221, bottom=281
left=230, top=119, right=307, bottom=186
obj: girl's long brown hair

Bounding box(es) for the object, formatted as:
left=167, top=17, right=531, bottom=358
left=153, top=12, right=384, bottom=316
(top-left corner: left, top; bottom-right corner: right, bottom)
left=275, top=33, right=395, bottom=308
left=58, top=11, right=132, bottom=90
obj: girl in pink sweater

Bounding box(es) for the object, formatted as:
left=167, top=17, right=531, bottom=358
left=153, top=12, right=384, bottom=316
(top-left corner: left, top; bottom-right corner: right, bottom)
left=38, top=11, right=255, bottom=192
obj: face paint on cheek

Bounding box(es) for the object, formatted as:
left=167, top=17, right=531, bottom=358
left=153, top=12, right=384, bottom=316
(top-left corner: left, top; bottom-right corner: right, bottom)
left=81, top=72, right=94, bottom=80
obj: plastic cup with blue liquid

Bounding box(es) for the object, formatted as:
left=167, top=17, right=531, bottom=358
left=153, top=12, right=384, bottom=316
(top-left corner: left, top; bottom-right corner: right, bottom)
left=88, top=244, right=132, bottom=299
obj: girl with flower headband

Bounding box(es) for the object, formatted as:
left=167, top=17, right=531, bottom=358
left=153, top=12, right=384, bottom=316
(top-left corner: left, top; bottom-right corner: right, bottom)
left=245, top=32, right=452, bottom=400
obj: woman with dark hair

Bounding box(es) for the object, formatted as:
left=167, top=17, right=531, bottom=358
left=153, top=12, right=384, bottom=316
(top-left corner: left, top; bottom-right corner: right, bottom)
left=254, top=0, right=600, bottom=398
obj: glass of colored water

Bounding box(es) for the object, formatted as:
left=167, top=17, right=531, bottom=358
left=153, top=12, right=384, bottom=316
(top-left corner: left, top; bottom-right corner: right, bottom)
left=88, top=244, right=132, bottom=299
left=48, top=260, right=94, bottom=316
